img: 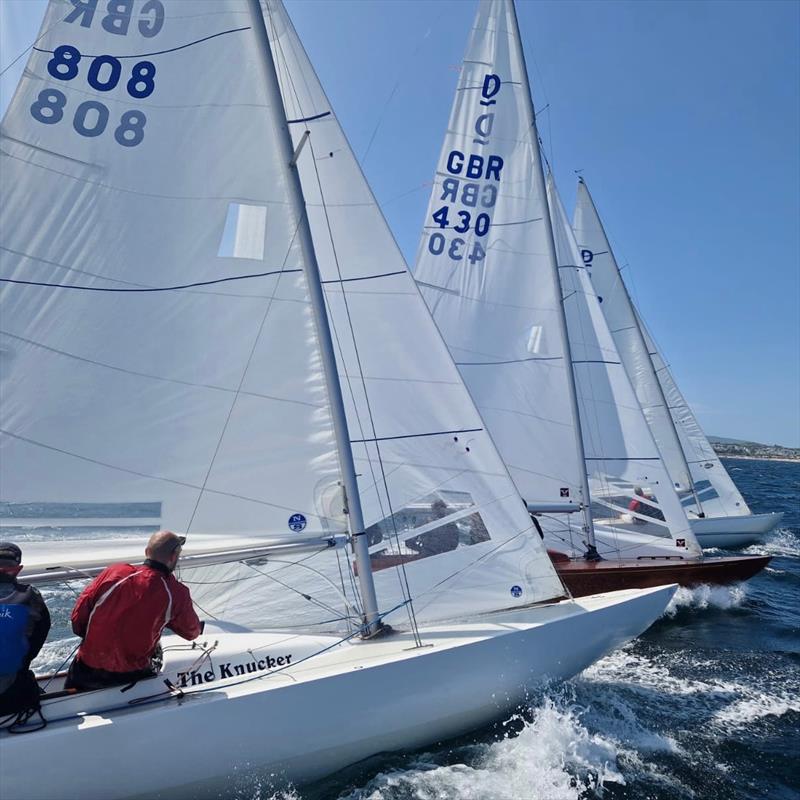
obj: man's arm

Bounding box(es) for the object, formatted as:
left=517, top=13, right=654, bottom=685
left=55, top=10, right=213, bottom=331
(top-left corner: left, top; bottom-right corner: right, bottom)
left=25, top=587, right=52, bottom=668
left=167, top=583, right=202, bottom=641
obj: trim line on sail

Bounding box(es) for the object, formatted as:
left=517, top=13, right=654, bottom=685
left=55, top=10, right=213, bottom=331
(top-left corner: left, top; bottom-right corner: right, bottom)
left=0, top=269, right=302, bottom=293
left=321, top=270, right=406, bottom=285
left=455, top=356, right=561, bottom=366
left=287, top=112, right=332, bottom=124
left=33, top=27, right=252, bottom=60
left=572, top=359, right=623, bottom=365
left=350, top=427, right=483, bottom=445
left=585, top=457, right=661, bottom=461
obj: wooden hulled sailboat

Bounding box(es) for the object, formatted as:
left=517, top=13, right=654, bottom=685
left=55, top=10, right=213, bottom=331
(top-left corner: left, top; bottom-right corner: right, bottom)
left=573, top=178, right=783, bottom=549
left=0, top=1, right=674, bottom=797
left=411, top=0, right=769, bottom=597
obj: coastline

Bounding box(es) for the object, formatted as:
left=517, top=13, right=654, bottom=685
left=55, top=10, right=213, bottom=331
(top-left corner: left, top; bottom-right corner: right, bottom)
left=717, top=454, right=800, bottom=465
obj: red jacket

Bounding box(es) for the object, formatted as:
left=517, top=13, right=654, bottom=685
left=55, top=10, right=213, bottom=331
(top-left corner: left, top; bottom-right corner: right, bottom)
left=71, top=561, right=201, bottom=673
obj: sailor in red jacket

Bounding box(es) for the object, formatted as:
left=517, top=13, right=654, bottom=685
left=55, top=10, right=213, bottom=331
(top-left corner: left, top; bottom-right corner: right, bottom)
left=65, top=530, right=202, bottom=691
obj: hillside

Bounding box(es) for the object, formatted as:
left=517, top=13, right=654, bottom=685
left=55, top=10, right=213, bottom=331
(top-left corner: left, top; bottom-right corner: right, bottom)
left=709, top=436, right=800, bottom=461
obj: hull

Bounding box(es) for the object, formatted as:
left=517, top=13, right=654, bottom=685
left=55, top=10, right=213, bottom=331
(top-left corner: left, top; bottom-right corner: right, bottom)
left=0, top=585, right=674, bottom=800
left=554, top=554, right=770, bottom=598
left=691, top=512, right=784, bottom=549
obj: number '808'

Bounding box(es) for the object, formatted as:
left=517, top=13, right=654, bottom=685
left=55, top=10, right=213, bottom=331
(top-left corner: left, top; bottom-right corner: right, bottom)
left=48, top=45, right=155, bottom=98
left=28, top=44, right=153, bottom=147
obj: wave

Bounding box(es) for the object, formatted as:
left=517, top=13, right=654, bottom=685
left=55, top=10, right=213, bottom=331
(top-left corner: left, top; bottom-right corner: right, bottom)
left=580, top=645, right=800, bottom=734
left=662, top=583, right=748, bottom=616
left=328, top=695, right=627, bottom=800
left=745, top=527, right=800, bottom=559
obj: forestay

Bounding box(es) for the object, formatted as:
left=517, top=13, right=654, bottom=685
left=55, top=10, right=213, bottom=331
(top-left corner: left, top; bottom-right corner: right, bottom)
left=548, top=176, right=698, bottom=556
left=413, top=0, right=586, bottom=514
left=573, top=179, right=696, bottom=496
left=637, top=313, right=750, bottom=519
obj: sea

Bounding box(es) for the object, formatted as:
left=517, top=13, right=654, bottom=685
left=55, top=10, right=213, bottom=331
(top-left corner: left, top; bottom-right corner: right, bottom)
left=30, top=457, right=800, bottom=800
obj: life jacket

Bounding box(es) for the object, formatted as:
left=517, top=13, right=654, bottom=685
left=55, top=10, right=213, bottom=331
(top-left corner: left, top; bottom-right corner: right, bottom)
left=0, top=585, right=34, bottom=683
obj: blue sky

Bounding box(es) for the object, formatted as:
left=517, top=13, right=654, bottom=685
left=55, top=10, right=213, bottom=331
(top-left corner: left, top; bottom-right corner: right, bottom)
left=2, top=0, right=799, bottom=446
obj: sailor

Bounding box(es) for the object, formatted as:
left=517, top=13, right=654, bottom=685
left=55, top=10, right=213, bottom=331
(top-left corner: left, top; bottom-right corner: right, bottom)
left=0, top=543, right=51, bottom=716
left=628, top=487, right=647, bottom=523
left=65, top=530, right=203, bottom=692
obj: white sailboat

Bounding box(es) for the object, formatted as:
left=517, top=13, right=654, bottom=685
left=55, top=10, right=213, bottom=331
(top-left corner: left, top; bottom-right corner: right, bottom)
left=573, top=178, right=783, bottom=548
left=0, top=1, right=674, bottom=798
left=411, top=0, right=770, bottom=594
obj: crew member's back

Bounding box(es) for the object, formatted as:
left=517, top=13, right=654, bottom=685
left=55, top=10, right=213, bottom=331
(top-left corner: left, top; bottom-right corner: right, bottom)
left=66, top=530, right=202, bottom=691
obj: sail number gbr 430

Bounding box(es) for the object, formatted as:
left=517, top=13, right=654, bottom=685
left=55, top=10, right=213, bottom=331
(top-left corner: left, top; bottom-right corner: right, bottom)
left=427, top=73, right=505, bottom=266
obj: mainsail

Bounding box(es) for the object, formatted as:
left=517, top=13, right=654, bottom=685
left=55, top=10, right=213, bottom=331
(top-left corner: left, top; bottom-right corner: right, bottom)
left=0, top=0, right=564, bottom=632
left=573, top=178, right=749, bottom=521
left=412, top=0, right=588, bottom=518
left=637, top=312, right=751, bottom=519
left=573, top=179, right=698, bottom=499
left=548, top=176, right=698, bottom=556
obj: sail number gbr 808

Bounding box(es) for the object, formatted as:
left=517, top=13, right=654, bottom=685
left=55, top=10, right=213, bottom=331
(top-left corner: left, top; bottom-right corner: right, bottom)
left=427, top=74, right=505, bottom=266
left=30, top=44, right=154, bottom=148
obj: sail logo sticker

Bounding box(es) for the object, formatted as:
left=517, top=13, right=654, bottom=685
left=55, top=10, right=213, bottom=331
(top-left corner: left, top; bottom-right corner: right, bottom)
left=510, top=585, right=523, bottom=598
left=288, top=513, right=307, bottom=533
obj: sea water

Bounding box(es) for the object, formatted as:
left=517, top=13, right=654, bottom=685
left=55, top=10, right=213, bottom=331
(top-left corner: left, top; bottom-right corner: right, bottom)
left=29, top=458, right=800, bottom=800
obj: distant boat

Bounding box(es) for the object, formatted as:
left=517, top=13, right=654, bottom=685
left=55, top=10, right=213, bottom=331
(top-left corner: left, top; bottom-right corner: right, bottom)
left=411, top=0, right=770, bottom=594
left=573, top=179, right=783, bottom=549
left=0, top=0, right=674, bottom=797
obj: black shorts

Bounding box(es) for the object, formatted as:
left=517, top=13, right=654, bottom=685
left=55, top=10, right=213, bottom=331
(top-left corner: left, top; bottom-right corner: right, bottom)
left=64, top=657, right=156, bottom=692
left=0, top=670, right=41, bottom=716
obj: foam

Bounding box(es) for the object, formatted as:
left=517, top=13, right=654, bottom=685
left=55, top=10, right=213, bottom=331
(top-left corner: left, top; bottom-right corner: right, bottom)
left=582, top=645, right=800, bottom=737
left=663, top=583, right=747, bottom=617
left=745, top=528, right=800, bottom=559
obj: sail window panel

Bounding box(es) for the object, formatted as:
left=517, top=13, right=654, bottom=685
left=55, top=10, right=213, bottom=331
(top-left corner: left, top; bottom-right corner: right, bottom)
left=365, top=493, right=491, bottom=573
left=218, top=203, right=268, bottom=261
left=526, top=325, right=543, bottom=354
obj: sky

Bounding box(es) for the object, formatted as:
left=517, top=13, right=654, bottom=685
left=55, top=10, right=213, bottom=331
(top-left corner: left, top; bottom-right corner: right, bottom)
left=1, top=0, right=799, bottom=447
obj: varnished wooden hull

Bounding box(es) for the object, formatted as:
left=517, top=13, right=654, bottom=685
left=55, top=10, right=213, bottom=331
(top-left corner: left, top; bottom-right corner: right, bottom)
left=554, top=554, right=771, bottom=598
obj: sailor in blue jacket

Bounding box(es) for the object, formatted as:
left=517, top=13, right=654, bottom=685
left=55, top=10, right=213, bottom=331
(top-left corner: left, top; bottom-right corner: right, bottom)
left=0, top=543, right=51, bottom=716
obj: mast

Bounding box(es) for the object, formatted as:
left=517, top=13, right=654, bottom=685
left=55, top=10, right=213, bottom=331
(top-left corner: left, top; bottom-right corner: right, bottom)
left=578, top=178, right=704, bottom=516
left=247, top=0, right=381, bottom=631
left=508, top=0, right=599, bottom=558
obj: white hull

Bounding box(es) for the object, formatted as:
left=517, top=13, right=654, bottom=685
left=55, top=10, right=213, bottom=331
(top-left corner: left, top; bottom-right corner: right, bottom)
left=691, top=512, right=784, bottom=549
left=1, top=585, right=674, bottom=800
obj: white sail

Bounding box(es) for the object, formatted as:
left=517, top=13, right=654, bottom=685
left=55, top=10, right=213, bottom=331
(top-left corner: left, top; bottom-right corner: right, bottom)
left=573, top=179, right=697, bottom=496
left=249, top=0, right=566, bottom=624
left=412, top=0, right=586, bottom=515
left=637, top=313, right=751, bottom=518
left=548, top=176, right=698, bottom=556
left=1, top=0, right=565, bottom=632
left=0, top=0, right=346, bottom=541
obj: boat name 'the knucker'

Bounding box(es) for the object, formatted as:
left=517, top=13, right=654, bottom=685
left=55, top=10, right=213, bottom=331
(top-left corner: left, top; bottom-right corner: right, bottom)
left=176, top=653, right=293, bottom=688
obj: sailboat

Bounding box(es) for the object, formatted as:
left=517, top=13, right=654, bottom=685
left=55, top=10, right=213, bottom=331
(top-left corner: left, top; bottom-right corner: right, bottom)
left=0, top=1, right=675, bottom=798
left=573, top=178, right=784, bottom=549
left=411, top=0, right=770, bottom=596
